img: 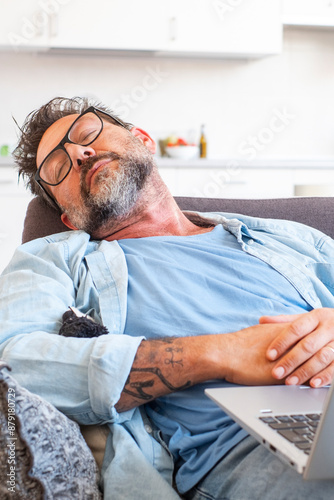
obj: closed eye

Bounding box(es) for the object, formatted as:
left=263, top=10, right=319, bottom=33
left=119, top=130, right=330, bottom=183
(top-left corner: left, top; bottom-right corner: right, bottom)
left=78, top=129, right=97, bottom=144
left=54, top=159, right=69, bottom=183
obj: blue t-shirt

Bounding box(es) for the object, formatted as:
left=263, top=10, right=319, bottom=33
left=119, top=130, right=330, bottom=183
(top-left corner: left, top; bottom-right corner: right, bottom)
left=119, top=224, right=312, bottom=493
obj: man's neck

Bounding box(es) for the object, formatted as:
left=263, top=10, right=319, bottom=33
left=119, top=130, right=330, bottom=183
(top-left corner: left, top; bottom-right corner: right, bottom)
left=104, top=194, right=213, bottom=241
left=93, top=174, right=213, bottom=241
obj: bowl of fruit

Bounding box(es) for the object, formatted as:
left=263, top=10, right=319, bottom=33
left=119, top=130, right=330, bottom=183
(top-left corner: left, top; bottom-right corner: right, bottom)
left=164, top=137, right=199, bottom=160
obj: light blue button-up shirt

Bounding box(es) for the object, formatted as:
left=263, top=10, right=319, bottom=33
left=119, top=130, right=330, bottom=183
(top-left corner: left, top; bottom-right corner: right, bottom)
left=1, top=211, right=334, bottom=498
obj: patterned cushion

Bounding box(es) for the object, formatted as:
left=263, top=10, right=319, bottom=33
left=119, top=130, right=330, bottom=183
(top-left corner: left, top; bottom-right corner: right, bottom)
left=0, top=361, right=102, bottom=499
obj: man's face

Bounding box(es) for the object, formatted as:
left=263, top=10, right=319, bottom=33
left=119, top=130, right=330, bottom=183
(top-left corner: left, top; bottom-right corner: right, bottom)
left=36, top=113, right=155, bottom=236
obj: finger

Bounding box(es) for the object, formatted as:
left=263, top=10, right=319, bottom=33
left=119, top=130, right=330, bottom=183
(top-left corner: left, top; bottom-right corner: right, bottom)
left=310, top=359, right=334, bottom=387
left=259, top=313, right=303, bottom=325
left=273, top=335, right=334, bottom=383
left=285, top=345, right=334, bottom=387
left=266, top=311, right=319, bottom=361
left=271, top=324, right=333, bottom=379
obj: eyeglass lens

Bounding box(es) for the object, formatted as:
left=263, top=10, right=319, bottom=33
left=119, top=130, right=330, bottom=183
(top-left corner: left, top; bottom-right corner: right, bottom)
left=40, top=112, right=102, bottom=185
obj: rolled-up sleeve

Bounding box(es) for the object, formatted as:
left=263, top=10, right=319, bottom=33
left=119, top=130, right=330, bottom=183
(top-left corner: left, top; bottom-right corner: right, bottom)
left=0, top=231, right=143, bottom=425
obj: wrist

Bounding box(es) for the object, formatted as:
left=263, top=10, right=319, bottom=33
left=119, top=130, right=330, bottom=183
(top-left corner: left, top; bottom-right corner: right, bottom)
left=185, top=333, right=230, bottom=383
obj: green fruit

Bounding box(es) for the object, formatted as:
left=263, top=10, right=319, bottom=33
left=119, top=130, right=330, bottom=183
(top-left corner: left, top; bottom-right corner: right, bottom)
left=165, top=135, right=178, bottom=145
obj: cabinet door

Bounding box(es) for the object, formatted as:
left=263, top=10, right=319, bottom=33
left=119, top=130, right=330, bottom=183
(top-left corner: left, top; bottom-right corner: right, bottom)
left=164, top=0, right=282, bottom=56
left=161, top=167, right=294, bottom=199
left=282, top=0, right=334, bottom=27
left=0, top=0, right=49, bottom=50
left=48, top=0, right=169, bottom=51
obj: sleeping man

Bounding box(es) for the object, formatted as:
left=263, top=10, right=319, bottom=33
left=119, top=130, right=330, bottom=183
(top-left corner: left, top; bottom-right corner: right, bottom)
left=1, top=96, right=334, bottom=499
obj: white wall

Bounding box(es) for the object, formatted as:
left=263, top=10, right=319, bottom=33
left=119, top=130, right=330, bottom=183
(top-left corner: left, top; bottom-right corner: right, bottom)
left=1, top=27, right=334, bottom=160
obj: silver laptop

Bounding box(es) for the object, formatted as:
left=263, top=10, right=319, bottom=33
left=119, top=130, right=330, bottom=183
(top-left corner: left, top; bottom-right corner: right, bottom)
left=205, top=383, right=334, bottom=480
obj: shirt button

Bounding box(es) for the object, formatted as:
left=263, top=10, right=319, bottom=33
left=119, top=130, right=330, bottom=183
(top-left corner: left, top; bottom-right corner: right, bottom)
left=144, top=424, right=152, bottom=434
left=248, top=239, right=254, bottom=245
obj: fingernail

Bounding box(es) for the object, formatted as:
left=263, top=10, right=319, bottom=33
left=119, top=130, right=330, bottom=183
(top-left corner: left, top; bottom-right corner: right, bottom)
left=273, top=366, right=285, bottom=378
left=312, top=378, right=321, bottom=387
left=268, top=349, right=278, bottom=360
left=287, top=376, right=299, bottom=385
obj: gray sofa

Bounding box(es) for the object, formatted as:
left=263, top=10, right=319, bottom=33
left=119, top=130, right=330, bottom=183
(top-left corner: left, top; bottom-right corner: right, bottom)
left=22, top=195, right=334, bottom=242
left=14, top=194, right=334, bottom=496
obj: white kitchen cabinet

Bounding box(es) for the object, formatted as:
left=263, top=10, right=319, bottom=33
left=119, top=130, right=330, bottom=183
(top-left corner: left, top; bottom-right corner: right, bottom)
left=157, top=158, right=334, bottom=199
left=165, top=0, right=282, bottom=57
left=0, top=0, right=49, bottom=50
left=293, top=168, right=334, bottom=185
left=158, top=165, right=294, bottom=199
left=49, top=0, right=282, bottom=57
left=1, top=0, right=282, bottom=57
left=282, top=0, right=334, bottom=28
left=0, top=166, right=33, bottom=273
left=47, top=0, right=170, bottom=51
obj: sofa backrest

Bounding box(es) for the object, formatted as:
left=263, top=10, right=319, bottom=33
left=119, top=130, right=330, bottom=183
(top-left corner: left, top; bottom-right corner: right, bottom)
left=22, top=196, right=334, bottom=243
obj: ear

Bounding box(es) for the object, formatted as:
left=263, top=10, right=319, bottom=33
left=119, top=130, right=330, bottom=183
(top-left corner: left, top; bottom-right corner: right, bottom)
left=130, top=127, right=156, bottom=154
left=61, top=213, right=78, bottom=231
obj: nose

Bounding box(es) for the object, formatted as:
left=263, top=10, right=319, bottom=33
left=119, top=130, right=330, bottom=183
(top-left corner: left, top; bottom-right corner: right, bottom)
left=65, top=143, right=96, bottom=171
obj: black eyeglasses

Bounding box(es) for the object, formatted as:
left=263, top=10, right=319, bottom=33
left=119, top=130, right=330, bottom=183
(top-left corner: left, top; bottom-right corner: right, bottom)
left=35, top=106, right=126, bottom=208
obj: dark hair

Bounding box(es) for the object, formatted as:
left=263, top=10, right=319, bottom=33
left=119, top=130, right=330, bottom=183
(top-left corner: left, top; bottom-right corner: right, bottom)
left=13, top=96, right=132, bottom=207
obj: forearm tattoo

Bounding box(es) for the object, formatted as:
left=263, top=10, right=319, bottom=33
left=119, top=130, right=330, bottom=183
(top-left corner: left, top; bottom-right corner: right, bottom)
left=122, top=342, right=192, bottom=403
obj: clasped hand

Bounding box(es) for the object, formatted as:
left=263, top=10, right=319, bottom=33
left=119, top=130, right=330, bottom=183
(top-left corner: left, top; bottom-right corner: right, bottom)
left=260, top=308, right=334, bottom=388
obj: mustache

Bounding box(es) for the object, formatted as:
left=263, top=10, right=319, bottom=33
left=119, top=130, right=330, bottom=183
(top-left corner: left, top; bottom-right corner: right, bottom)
left=80, top=152, right=121, bottom=177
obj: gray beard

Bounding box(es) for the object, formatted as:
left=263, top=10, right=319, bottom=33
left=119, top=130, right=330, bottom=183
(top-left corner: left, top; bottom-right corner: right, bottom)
left=61, top=146, right=154, bottom=236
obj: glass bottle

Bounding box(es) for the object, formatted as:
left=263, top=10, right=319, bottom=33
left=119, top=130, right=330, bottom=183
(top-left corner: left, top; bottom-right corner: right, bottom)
left=199, top=125, right=207, bottom=158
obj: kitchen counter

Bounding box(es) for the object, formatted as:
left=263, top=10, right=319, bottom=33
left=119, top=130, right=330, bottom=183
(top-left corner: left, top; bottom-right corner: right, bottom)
left=156, top=157, right=334, bottom=169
